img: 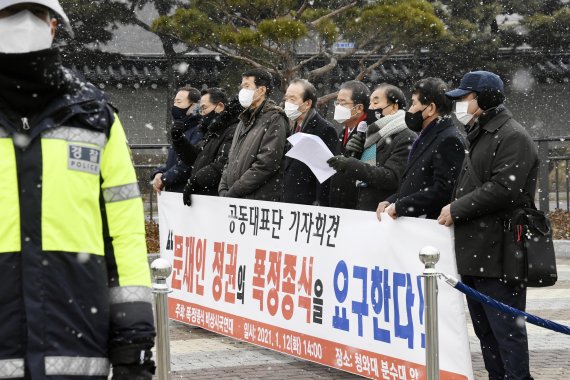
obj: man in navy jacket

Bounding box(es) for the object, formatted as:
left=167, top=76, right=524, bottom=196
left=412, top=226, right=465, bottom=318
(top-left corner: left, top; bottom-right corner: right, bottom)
left=377, top=77, right=465, bottom=220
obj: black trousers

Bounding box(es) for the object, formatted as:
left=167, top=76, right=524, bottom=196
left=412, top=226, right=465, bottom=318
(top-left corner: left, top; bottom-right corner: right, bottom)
left=462, top=276, right=533, bottom=380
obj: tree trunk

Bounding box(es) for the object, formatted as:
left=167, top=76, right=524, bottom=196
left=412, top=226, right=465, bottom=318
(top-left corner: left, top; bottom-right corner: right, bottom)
left=161, top=35, right=176, bottom=143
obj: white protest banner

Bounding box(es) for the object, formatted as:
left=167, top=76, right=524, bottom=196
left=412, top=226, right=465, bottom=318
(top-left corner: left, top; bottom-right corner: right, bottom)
left=158, top=192, right=473, bottom=380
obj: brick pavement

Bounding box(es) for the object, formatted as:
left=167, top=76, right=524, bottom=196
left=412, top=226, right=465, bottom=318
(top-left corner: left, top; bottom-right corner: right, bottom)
left=164, top=258, right=570, bottom=379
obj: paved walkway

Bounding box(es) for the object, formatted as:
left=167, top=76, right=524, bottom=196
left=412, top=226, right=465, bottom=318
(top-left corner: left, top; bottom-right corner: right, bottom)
left=165, top=258, right=570, bottom=379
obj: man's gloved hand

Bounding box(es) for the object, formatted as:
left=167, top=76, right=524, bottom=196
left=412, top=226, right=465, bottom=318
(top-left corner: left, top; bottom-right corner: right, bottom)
left=345, top=133, right=365, bottom=155
left=171, top=121, right=185, bottom=141
left=183, top=180, right=195, bottom=206
left=112, top=364, right=155, bottom=380
left=219, top=189, right=228, bottom=197
left=327, top=155, right=351, bottom=172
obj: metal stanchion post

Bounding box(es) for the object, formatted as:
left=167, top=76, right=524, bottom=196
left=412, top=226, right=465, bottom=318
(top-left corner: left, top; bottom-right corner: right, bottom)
left=151, top=258, right=172, bottom=380
left=419, top=246, right=440, bottom=380
left=150, top=186, right=154, bottom=221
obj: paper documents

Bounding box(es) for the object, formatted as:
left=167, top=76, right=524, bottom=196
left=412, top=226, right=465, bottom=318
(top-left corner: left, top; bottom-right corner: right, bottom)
left=286, top=132, right=337, bottom=183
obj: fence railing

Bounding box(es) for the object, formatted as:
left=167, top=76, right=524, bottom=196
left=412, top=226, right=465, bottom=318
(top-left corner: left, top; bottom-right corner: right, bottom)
left=535, top=137, right=570, bottom=212
left=130, top=136, right=570, bottom=218
left=130, top=143, right=170, bottom=220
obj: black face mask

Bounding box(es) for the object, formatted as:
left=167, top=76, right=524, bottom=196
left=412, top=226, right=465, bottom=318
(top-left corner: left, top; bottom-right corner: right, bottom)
left=201, top=111, right=219, bottom=127
left=405, top=107, right=427, bottom=133
left=171, top=105, right=190, bottom=120
left=366, top=104, right=393, bottom=125
left=365, top=108, right=380, bottom=125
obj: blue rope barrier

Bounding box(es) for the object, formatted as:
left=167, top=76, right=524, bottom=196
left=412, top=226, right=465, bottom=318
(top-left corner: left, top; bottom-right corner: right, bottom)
left=443, top=275, right=570, bottom=336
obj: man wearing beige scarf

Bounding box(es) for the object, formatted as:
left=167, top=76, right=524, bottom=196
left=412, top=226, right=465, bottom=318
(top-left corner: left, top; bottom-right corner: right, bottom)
left=327, top=84, right=416, bottom=211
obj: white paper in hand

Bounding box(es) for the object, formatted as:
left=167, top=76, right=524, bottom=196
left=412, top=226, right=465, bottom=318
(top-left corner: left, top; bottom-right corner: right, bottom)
left=286, top=133, right=337, bottom=183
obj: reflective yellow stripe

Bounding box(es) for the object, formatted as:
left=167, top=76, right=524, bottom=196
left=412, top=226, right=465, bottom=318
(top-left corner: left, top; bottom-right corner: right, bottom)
left=0, top=358, right=24, bottom=378
left=101, top=117, right=150, bottom=286
left=0, top=131, right=21, bottom=253
left=44, top=356, right=109, bottom=376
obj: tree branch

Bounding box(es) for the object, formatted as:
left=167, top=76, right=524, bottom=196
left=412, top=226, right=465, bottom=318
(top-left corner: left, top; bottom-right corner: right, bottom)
left=129, top=16, right=152, bottom=33
left=317, top=91, right=339, bottom=106
left=295, top=0, right=310, bottom=19
left=292, top=53, right=322, bottom=72
left=355, top=46, right=402, bottom=81
left=357, top=43, right=384, bottom=69
left=260, top=42, right=289, bottom=58
left=310, top=1, right=358, bottom=27
left=308, top=51, right=337, bottom=80
left=211, top=45, right=279, bottom=75
left=212, top=0, right=257, bottom=27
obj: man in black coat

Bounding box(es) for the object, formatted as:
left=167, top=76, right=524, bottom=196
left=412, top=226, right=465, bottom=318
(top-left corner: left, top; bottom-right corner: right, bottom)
left=171, top=88, right=242, bottom=205
left=376, top=77, right=465, bottom=220
left=151, top=85, right=203, bottom=193
left=281, top=79, right=339, bottom=205
left=438, top=71, right=537, bottom=380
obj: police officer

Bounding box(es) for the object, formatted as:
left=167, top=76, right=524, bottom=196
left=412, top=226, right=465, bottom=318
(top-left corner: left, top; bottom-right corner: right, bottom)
left=0, top=1, right=155, bottom=379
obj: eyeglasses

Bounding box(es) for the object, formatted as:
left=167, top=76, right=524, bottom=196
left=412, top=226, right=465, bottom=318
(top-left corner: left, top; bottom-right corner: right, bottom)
left=333, top=100, right=354, bottom=107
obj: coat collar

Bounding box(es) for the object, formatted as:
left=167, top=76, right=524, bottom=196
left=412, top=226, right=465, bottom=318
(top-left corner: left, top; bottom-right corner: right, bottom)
left=480, top=107, right=512, bottom=133
left=298, top=108, right=317, bottom=131
left=284, top=110, right=321, bottom=170
left=298, top=108, right=319, bottom=132
left=0, top=76, right=110, bottom=140
left=405, top=117, right=451, bottom=171
left=238, top=99, right=283, bottom=136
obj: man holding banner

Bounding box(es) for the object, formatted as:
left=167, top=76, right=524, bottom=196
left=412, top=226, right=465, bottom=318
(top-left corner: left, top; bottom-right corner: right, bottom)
left=218, top=68, right=289, bottom=201
left=439, top=71, right=537, bottom=380
left=376, top=77, right=465, bottom=220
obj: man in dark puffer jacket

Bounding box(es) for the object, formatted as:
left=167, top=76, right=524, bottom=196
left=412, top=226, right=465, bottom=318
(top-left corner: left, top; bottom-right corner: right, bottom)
left=171, top=88, right=242, bottom=205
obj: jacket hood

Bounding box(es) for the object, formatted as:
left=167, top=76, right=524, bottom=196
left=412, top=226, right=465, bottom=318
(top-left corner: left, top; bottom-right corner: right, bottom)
left=0, top=67, right=113, bottom=136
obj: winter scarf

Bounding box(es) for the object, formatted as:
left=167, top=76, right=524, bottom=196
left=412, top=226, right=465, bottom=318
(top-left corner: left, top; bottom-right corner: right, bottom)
left=360, top=109, right=407, bottom=166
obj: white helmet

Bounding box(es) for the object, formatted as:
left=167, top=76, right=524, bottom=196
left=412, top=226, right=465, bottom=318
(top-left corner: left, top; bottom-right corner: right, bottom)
left=0, top=0, right=73, bottom=35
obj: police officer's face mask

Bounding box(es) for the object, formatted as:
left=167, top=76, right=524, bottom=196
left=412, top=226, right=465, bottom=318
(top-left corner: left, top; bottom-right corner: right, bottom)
left=0, top=10, right=53, bottom=54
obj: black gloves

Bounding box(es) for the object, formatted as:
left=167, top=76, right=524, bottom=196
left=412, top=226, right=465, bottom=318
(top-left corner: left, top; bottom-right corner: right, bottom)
left=171, top=121, right=185, bottom=141
left=112, top=364, right=154, bottom=380
left=327, top=155, right=366, bottom=177
left=183, top=179, right=195, bottom=206
left=345, top=133, right=365, bottom=155
left=327, top=155, right=351, bottom=172
left=109, top=343, right=155, bottom=380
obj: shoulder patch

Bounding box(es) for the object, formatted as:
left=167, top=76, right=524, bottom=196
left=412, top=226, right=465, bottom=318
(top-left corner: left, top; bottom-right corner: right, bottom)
left=68, top=144, right=101, bottom=175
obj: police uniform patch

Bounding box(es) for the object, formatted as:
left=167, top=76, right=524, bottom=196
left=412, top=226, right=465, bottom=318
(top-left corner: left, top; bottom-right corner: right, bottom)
left=68, top=144, right=101, bottom=174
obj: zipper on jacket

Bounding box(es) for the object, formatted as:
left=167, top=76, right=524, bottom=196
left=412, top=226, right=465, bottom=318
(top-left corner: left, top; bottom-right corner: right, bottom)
left=21, top=117, right=30, bottom=131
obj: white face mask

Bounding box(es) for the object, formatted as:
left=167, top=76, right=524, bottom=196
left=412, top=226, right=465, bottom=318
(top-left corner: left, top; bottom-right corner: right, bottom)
left=0, top=10, right=53, bottom=54
left=333, top=104, right=352, bottom=124
left=453, top=100, right=475, bottom=126
left=238, top=88, right=256, bottom=108
left=284, top=101, right=304, bottom=121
